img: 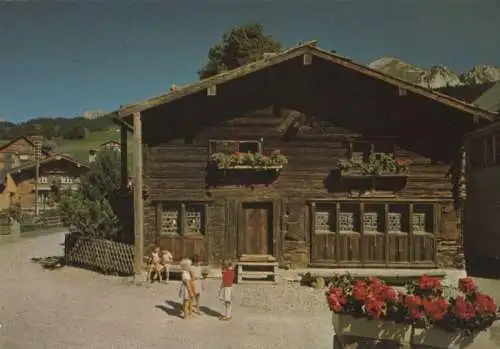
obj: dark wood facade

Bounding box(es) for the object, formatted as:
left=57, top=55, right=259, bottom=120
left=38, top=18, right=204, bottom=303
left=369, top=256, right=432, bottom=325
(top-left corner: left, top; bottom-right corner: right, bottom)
left=464, top=122, right=500, bottom=267
left=114, top=43, right=494, bottom=269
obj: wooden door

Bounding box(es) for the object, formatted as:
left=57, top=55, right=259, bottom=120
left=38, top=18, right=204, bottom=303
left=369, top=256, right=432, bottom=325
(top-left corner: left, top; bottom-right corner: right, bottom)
left=240, top=202, right=271, bottom=255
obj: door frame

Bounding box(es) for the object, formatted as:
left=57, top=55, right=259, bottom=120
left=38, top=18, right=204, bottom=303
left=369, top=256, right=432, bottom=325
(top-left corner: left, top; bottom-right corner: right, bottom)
left=236, top=199, right=281, bottom=258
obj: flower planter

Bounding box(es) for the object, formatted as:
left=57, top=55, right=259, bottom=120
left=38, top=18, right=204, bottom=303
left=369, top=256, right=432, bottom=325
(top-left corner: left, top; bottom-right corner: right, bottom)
left=411, top=326, right=491, bottom=349
left=332, top=313, right=412, bottom=343
left=216, top=165, right=283, bottom=171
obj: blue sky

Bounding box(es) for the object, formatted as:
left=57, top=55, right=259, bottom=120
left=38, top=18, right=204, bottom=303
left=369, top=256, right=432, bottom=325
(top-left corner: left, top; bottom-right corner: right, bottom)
left=0, top=0, right=499, bottom=122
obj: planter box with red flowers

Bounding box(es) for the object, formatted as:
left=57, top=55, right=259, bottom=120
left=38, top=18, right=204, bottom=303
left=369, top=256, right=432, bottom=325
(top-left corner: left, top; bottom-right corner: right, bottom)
left=210, top=150, right=288, bottom=171
left=406, top=276, right=499, bottom=349
left=327, top=274, right=413, bottom=344
left=336, top=153, right=410, bottom=178
left=326, top=275, right=499, bottom=349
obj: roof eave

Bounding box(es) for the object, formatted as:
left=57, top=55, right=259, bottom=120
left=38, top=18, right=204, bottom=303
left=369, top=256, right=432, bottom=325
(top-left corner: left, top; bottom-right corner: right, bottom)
left=110, top=42, right=496, bottom=122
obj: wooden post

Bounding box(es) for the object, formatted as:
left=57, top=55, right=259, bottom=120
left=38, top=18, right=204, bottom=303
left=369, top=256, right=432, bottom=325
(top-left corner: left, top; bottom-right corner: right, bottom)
left=132, top=112, right=144, bottom=280
left=120, top=124, right=128, bottom=192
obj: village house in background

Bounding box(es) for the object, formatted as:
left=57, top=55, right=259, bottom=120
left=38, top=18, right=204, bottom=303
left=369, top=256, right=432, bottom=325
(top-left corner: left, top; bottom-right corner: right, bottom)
left=0, top=136, right=53, bottom=170
left=88, top=140, right=121, bottom=162
left=0, top=153, right=89, bottom=213
left=110, top=41, right=495, bottom=271
left=100, top=140, right=121, bottom=152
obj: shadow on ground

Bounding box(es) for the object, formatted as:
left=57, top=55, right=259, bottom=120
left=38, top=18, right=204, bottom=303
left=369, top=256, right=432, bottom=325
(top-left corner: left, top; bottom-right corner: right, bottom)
left=31, top=256, right=65, bottom=270
left=155, top=300, right=223, bottom=319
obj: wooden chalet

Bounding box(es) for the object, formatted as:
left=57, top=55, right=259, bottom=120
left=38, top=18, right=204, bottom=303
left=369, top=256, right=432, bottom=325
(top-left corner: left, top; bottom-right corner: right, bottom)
left=99, top=140, right=121, bottom=152
left=110, top=41, right=495, bottom=270
left=0, top=136, right=53, bottom=170
left=0, top=154, right=89, bottom=213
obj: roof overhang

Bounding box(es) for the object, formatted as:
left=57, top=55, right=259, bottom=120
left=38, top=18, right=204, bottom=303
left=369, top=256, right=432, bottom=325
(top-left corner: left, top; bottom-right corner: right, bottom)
left=110, top=41, right=496, bottom=128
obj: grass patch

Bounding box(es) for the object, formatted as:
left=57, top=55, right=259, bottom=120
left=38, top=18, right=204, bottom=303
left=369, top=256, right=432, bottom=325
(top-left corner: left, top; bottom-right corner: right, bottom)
left=57, top=129, right=127, bottom=162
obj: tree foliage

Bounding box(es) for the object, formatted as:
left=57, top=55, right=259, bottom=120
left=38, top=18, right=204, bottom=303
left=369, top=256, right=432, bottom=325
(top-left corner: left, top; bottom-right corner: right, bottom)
left=198, top=23, right=282, bottom=79
left=63, top=124, right=88, bottom=140
left=54, top=150, right=121, bottom=239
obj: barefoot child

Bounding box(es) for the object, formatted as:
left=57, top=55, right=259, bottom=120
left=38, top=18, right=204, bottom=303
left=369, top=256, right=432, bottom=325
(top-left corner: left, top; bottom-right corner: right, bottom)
left=191, top=254, right=204, bottom=315
left=147, top=247, right=162, bottom=282
left=161, top=249, right=173, bottom=283
left=179, top=258, right=195, bottom=319
left=218, top=260, right=234, bottom=321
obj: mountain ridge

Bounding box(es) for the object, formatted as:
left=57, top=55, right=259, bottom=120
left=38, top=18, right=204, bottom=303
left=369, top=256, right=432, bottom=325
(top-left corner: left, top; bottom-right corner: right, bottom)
left=369, top=56, right=500, bottom=89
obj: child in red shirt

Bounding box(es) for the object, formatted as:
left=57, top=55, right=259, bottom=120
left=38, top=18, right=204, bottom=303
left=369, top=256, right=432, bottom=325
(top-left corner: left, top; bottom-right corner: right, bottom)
left=218, top=260, right=234, bottom=321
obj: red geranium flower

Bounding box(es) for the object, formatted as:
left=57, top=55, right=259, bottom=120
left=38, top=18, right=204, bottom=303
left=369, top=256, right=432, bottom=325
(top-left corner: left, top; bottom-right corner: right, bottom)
left=405, top=295, right=422, bottom=309
left=419, top=275, right=442, bottom=291
left=452, top=296, right=476, bottom=321
left=365, top=296, right=385, bottom=319
left=353, top=280, right=368, bottom=301
left=473, top=293, right=497, bottom=314
left=423, top=298, right=449, bottom=321
left=458, top=278, right=477, bottom=294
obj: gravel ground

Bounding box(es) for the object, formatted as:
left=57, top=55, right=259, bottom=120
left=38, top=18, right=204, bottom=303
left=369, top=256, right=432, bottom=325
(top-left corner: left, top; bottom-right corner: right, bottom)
left=0, top=232, right=332, bottom=349
left=2, top=232, right=500, bottom=349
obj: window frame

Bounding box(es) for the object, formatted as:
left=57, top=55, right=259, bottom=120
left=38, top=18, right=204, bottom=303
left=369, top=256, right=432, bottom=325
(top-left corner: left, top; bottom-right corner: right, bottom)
left=60, top=176, right=73, bottom=184
left=38, top=176, right=49, bottom=184
left=157, top=201, right=208, bottom=237
left=311, top=201, right=437, bottom=236
left=348, top=140, right=396, bottom=162
left=208, top=140, right=263, bottom=157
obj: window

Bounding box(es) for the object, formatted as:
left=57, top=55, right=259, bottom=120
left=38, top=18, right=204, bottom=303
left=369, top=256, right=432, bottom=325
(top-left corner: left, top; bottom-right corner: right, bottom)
left=351, top=142, right=371, bottom=162
left=412, top=204, right=434, bottom=233
left=314, top=205, right=336, bottom=233
left=38, top=176, right=49, bottom=184
left=349, top=141, right=395, bottom=162
left=388, top=212, right=402, bottom=232
left=209, top=140, right=262, bottom=155
left=161, top=206, right=180, bottom=235
left=363, top=204, right=384, bottom=233
left=312, top=202, right=435, bottom=235
left=184, top=204, right=205, bottom=235
left=339, top=204, right=360, bottom=233
left=19, top=154, right=29, bottom=161
left=388, top=204, right=409, bottom=233
left=160, top=202, right=206, bottom=236
left=60, top=176, right=73, bottom=184
left=37, top=191, right=51, bottom=208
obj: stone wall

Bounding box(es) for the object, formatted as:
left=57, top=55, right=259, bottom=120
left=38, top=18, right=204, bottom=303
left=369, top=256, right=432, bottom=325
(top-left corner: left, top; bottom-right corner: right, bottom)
left=437, top=237, right=465, bottom=269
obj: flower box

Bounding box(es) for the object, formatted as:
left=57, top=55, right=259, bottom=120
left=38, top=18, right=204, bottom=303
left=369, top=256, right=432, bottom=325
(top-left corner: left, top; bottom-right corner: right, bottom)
left=215, top=164, right=283, bottom=171
left=210, top=150, right=287, bottom=171
left=411, top=326, right=491, bottom=349
left=340, top=172, right=408, bottom=179
left=332, top=313, right=412, bottom=343
left=326, top=275, right=499, bottom=348
left=337, top=153, right=410, bottom=177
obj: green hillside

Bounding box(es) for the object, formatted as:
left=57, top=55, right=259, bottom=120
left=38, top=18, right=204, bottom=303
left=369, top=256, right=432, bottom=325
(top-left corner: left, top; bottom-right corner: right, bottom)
left=57, top=129, right=123, bottom=162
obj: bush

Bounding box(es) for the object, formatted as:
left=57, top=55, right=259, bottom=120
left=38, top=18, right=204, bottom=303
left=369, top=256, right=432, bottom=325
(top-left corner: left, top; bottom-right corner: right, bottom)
left=54, top=150, right=121, bottom=239
left=63, top=125, right=88, bottom=140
